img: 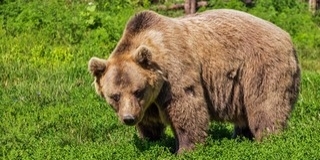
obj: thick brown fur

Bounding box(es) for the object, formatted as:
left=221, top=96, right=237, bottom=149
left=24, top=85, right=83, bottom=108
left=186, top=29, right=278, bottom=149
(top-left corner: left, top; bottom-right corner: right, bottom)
left=88, top=9, right=300, bottom=154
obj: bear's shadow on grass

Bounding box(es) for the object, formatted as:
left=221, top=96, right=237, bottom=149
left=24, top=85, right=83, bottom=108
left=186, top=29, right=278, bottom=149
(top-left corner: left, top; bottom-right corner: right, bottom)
left=208, top=123, right=233, bottom=140
left=133, top=134, right=176, bottom=153
left=133, top=123, right=234, bottom=153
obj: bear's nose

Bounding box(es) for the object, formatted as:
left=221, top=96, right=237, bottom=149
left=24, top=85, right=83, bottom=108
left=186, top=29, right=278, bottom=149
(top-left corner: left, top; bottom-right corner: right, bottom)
left=123, top=114, right=136, bottom=126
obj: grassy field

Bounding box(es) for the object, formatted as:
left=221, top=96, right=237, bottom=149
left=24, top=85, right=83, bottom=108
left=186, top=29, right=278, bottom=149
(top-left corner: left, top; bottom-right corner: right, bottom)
left=1, top=0, right=320, bottom=159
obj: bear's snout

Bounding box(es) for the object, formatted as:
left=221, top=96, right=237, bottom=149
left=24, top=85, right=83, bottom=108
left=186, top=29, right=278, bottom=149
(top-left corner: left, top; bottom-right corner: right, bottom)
left=122, top=114, right=136, bottom=126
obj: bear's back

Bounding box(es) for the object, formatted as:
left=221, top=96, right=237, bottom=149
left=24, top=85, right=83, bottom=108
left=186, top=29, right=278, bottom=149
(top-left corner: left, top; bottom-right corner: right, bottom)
left=175, top=9, right=293, bottom=59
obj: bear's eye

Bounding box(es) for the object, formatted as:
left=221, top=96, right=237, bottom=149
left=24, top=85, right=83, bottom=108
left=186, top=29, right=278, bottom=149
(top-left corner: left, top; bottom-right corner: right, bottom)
left=134, top=89, right=145, bottom=99
left=110, top=94, right=120, bottom=102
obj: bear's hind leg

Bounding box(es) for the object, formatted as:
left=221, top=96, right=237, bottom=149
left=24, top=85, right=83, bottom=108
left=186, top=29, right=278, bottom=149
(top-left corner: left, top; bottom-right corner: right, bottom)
left=232, top=125, right=254, bottom=140
left=247, top=110, right=286, bottom=141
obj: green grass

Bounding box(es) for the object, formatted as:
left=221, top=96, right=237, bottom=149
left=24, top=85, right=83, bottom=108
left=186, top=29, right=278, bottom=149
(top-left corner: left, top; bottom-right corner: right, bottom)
left=1, top=60, right=320, bottom=159
left=1, top=0, right=320, bottom=159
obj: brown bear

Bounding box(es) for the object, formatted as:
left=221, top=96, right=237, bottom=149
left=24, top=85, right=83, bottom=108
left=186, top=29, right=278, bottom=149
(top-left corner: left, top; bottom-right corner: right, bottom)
left=88, top=9, right=300, bottom=153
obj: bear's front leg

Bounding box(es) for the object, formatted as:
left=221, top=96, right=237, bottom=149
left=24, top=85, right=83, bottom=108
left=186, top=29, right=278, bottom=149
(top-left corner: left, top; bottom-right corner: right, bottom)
left=166, top=95, right=210, bottom=154
left=136, top=121, right=165, bottom=141
left=136, top=103, right=165, bottom=141
left=173, top=126, right=197, bottom=153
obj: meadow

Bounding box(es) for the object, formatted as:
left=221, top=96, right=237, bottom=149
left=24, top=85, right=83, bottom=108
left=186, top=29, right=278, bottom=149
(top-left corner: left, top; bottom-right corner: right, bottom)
left=0, top=0, right=320, bottom=159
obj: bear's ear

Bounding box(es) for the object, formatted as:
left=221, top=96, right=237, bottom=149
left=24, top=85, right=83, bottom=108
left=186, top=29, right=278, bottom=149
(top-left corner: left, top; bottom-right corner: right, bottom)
left=133, top=45, right=152, bottom=66
left=88, top=57, right=108, bottom=78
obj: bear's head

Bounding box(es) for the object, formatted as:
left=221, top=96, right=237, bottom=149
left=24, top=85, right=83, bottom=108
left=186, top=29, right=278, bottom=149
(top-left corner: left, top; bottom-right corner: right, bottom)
left=89, top=45, right=165, bottom=126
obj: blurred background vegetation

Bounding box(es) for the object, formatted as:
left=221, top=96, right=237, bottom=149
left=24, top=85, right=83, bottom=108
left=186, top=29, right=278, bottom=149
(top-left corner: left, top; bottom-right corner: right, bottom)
left=0, top=0, right=319, bottom=71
